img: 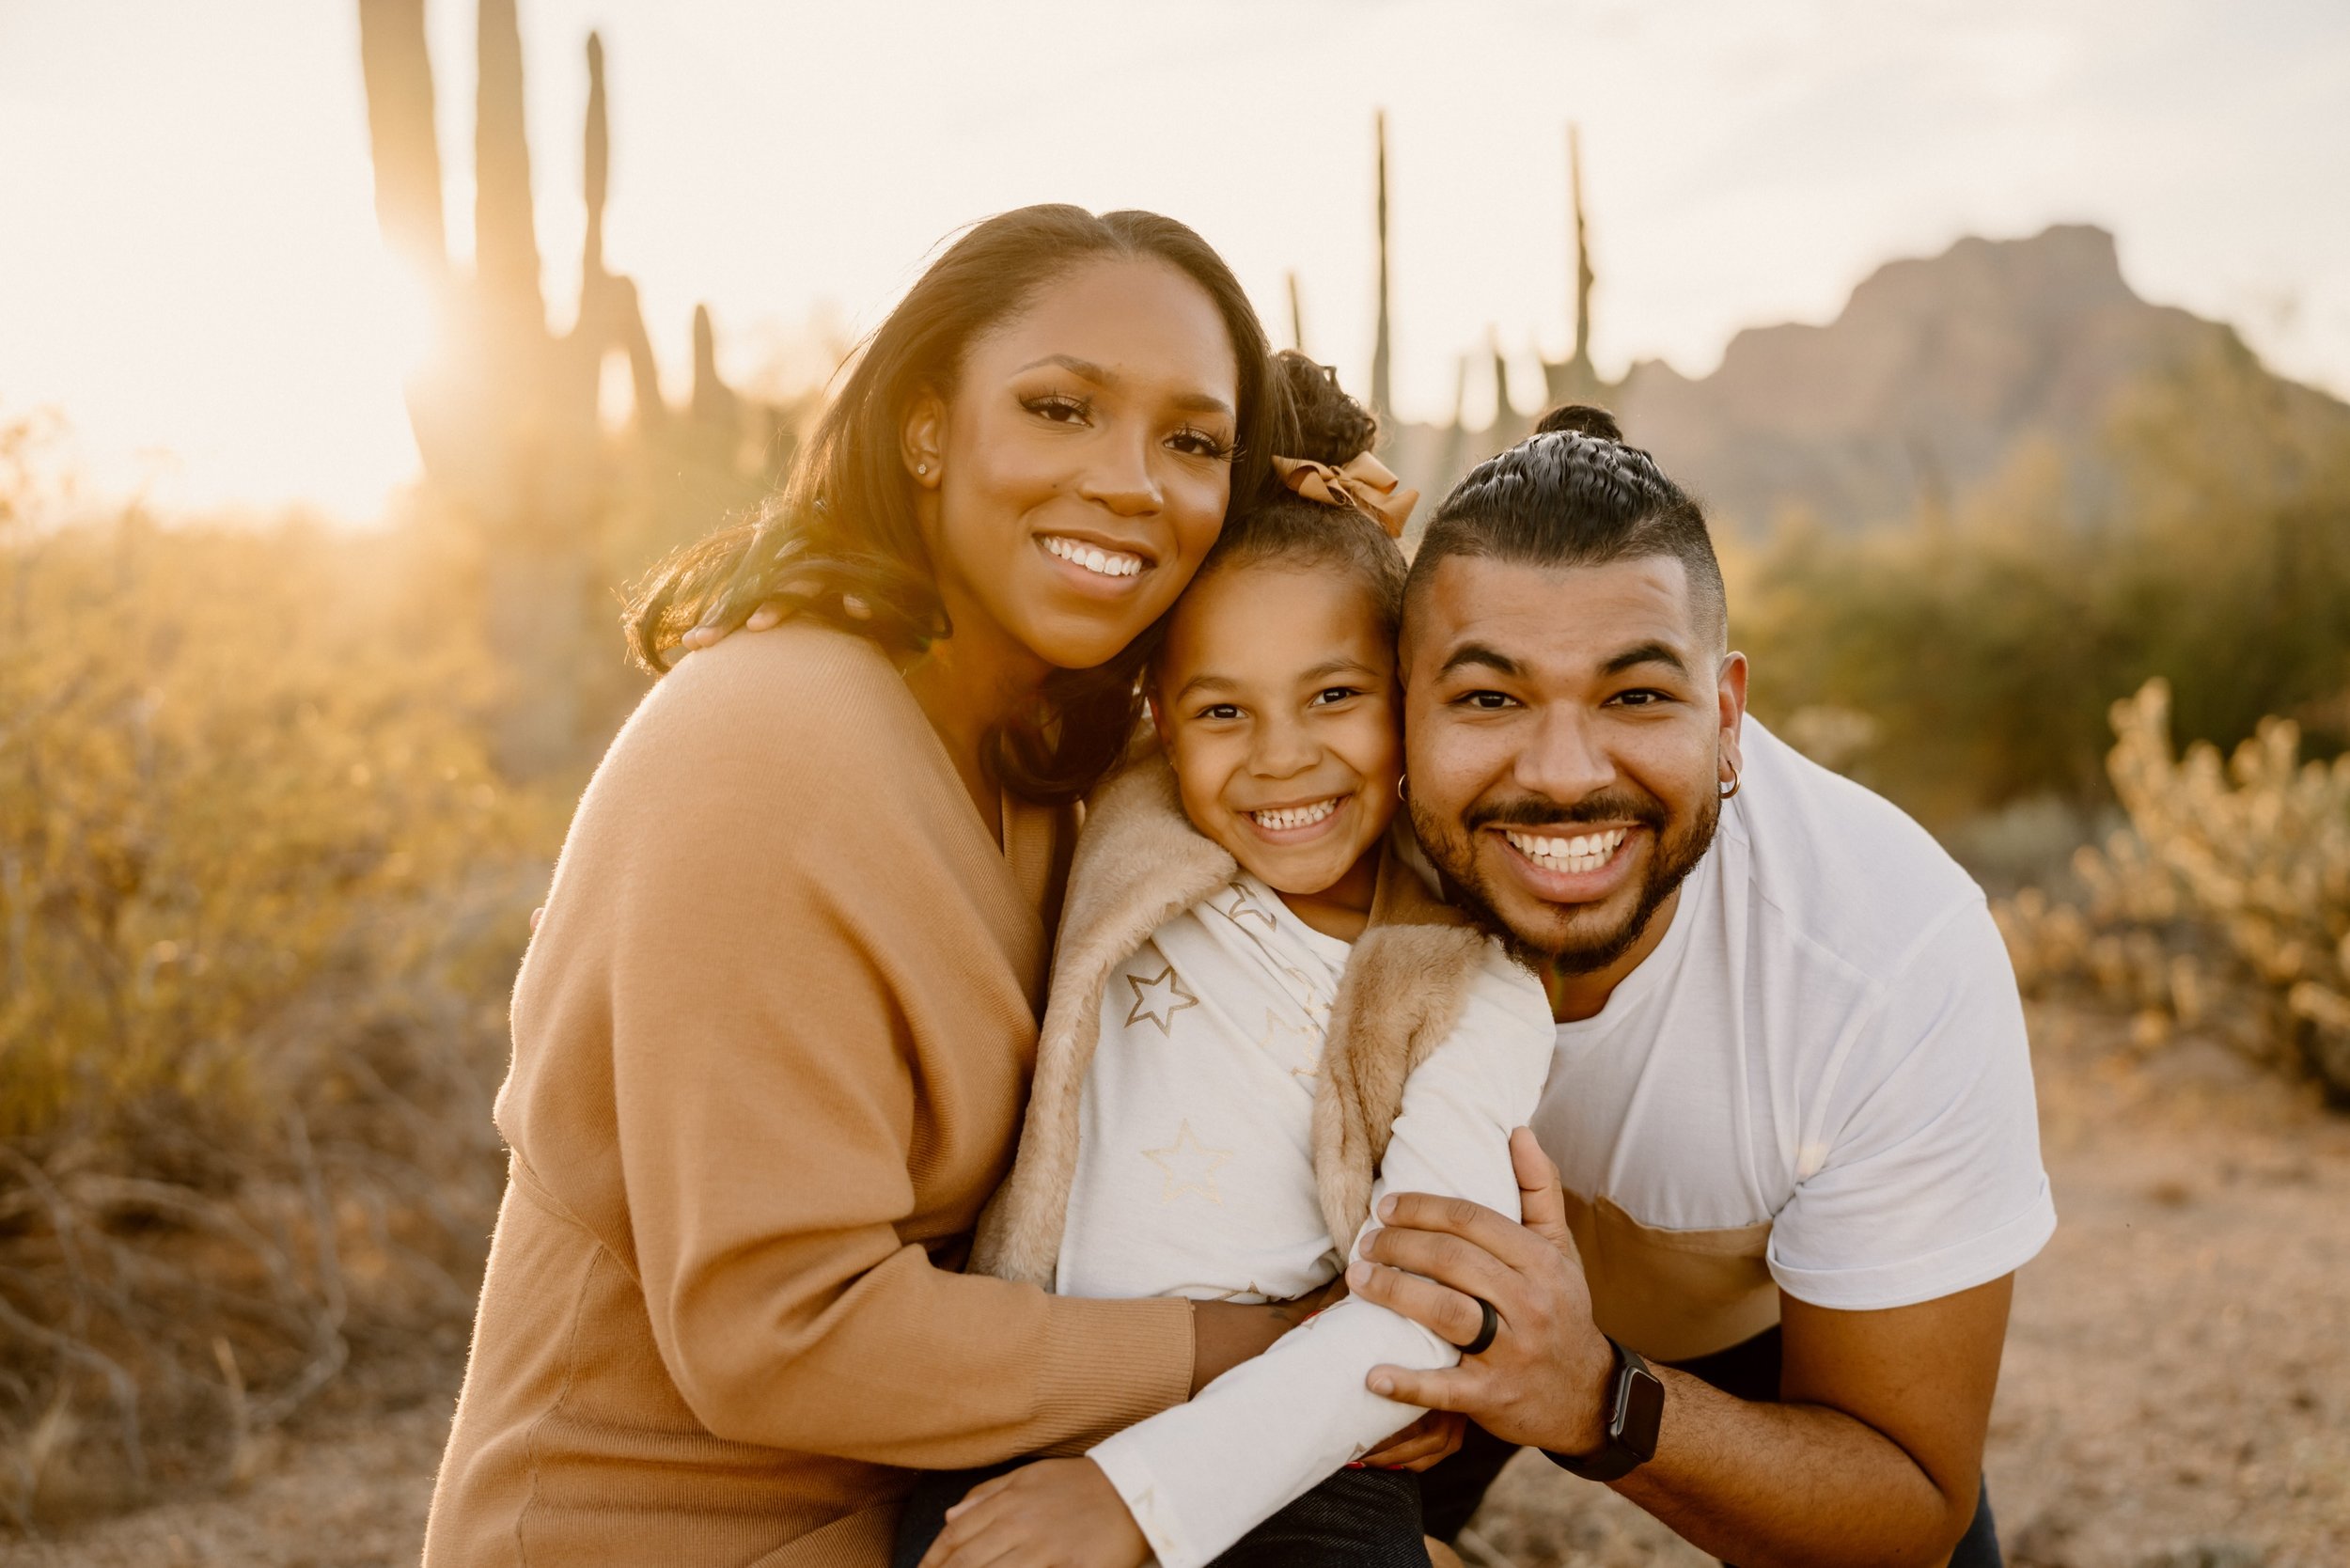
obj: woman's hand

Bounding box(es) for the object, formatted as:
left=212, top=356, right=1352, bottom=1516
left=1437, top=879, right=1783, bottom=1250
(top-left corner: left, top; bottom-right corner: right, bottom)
left=1187, top=1273, right=1349, bottom=1392
left=916, top=1458, right=1149, bottom=1568
left=1358, top=1408, right=1468, bottom=1472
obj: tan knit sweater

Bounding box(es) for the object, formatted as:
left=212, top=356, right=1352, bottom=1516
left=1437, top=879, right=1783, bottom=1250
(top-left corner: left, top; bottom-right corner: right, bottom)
left=423, top=624, right=1196, bottom=1568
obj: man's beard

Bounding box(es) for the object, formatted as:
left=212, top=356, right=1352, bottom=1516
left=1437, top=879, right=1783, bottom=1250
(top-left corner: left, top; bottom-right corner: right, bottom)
left=1410, top=782, right=1721, bottom=976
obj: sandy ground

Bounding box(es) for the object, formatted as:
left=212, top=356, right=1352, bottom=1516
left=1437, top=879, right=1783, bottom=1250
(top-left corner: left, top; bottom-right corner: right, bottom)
left=9, top=1002, right=2347, bottom=1568
left=1467, top=1006, right=2350, bottom=1568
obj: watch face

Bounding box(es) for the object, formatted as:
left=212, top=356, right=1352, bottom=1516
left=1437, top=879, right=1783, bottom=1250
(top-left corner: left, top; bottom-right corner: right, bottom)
left=1616, top=1366, right=1666, bottom=1459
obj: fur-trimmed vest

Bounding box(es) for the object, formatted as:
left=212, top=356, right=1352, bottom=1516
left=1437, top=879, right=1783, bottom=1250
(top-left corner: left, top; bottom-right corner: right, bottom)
left=970, top=756, right=1505, bottom=1288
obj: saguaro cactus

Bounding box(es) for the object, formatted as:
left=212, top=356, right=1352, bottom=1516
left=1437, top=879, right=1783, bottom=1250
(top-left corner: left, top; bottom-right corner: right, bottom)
left=571, top=32, right=664, bottom=434
left=1356, top=118, right=1615, bottom=519
left=472, top=0, right=543, bottom=330
left=1487, top=327, right=1528, bottom=451
left=354, top=4, right=676, bottom=774
left=355, top=0, right=446, bottom=281
left=1543, top=122, right=1603, bottom=406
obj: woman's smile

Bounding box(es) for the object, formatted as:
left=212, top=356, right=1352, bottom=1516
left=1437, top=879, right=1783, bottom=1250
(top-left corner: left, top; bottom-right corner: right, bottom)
left=924, top=253, right=1239, bottom=675
left=1038, top=529, right=1152, bottom=585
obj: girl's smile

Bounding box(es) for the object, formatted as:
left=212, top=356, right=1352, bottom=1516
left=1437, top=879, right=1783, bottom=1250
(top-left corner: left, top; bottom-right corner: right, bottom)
left=1152, top=561, right=1402, bottom=931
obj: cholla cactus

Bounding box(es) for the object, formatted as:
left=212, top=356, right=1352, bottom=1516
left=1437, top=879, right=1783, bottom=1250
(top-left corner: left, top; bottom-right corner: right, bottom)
left=1995, top=678, right=2350, bottom=1097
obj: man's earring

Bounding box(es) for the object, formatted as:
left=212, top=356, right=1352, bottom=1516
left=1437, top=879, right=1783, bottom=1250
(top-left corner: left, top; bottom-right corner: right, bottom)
left=1719, top=758, right=1742, bottom=801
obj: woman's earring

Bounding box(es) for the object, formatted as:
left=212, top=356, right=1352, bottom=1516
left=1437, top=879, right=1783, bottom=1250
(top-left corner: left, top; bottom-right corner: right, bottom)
left=1396, top=776, right=1410, bottom=803
left=915, top=462, right=930, bottom=477
left=1719, top=758, right=1742, bottom=801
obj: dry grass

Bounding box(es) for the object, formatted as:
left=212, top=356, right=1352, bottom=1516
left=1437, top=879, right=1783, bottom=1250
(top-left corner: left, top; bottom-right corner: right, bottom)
left=0, top=495, right=547, bottom=1528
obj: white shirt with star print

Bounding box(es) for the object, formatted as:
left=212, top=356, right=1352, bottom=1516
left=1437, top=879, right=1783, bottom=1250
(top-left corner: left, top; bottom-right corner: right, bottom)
left=1057, top=871, right=1555, bottom=1568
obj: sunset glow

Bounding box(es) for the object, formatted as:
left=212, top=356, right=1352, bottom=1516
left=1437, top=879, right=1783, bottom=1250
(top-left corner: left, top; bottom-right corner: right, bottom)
left=2, top=0, right=2345, bottom=523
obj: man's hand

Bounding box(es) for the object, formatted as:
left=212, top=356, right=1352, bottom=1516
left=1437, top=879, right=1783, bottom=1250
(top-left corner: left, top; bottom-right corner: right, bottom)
left=1357, top=1408, right=1467, bottom=1472
left=1358, top=1128, right=2017, bottom=1568
left=1351, top=1127, right=1617, bottom=1455
left=916, top=1458, right=1149, bottom=1568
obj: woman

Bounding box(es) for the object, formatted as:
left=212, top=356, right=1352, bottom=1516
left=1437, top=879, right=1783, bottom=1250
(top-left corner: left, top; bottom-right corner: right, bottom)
left=422, top=206, right=1302, bottom=1567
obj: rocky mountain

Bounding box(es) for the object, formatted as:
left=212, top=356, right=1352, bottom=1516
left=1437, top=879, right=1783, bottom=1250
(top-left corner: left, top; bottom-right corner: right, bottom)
left=1387, top=225, right=2349, bottom=536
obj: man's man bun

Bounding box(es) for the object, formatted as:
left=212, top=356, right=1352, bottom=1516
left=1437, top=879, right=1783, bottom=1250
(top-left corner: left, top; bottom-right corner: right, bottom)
left=1409, top=400, right=1728, bottom=653
left=1534, top=402, right=1624, bottom=442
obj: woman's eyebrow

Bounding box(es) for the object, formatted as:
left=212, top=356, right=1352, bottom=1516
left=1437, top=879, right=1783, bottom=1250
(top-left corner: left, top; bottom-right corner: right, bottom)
left=1012, top=354, right=1232, bottom=417
left=1015, top=353, right=1112, bottom=381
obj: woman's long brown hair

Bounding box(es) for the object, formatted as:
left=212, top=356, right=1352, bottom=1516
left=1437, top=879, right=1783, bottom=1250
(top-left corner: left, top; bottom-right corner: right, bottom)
left=624, top=205, right=1283, bottom=804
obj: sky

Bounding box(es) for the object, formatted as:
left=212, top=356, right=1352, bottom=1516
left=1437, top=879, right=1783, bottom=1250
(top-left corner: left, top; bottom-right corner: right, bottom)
left=2, top=0, right=2346, bottom=522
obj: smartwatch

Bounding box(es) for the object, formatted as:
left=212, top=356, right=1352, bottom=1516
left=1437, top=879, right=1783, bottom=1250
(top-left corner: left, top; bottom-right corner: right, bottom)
left=1544, top=1335, right=1664, bottom=1482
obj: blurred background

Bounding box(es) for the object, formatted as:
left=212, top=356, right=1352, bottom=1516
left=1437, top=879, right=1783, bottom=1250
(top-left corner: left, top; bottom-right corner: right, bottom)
left=1, top=3, right=2345, bottom=1563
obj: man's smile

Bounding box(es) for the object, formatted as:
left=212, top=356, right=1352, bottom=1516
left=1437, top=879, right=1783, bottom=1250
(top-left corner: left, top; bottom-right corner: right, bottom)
left=1488, top=822, right=1646, bottom=903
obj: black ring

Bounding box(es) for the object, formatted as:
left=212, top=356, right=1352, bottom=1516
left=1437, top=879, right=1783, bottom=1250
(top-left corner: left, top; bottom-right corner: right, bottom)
left=1462, top=1295, right=1499, bottom=1356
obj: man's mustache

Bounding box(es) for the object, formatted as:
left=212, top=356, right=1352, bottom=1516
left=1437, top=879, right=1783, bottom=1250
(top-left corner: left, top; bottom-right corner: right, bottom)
left=1460, top=790, right=1670, bottom=833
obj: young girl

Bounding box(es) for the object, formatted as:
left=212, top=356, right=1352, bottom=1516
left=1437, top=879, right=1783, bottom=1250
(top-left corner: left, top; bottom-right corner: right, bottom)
left=901, top=356, right=1558, bottom=1568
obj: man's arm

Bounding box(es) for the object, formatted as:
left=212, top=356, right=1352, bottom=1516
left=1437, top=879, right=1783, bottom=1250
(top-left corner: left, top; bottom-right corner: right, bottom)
left=1608, top=1282, right=2010, bottom=1567
left=1351, top=1130, right=2010, bottom=1568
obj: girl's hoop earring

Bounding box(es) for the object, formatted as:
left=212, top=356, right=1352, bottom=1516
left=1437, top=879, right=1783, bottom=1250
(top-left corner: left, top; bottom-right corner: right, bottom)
left=1719, top=759, right=1742, bottom=801
left=1396, top=776, right=1410, bottom=803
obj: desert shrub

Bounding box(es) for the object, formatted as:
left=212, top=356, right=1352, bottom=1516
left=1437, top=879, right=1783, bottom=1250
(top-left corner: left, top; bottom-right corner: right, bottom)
left=0, top=465, right=547, bottom=1523
left=1733, top=346, right=2350, bottom=829
left=1996, top=679, right=2350, bottom=1103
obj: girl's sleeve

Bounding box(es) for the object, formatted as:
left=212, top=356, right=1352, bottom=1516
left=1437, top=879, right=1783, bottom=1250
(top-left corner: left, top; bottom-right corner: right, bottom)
left=1081, top=945, right=1557, bottom=1568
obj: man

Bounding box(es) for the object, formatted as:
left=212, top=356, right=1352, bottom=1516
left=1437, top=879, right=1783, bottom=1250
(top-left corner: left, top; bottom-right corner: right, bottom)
left=1351, top=407, right=2054, bottom=1568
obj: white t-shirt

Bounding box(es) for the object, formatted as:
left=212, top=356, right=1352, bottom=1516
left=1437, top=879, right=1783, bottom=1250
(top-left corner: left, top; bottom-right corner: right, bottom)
left=1531, top=719, right=2055, bottom=1313
left=1057, top=872, right=1355, bottom=1304
left=1060, top=872, right=1556, bottom=1568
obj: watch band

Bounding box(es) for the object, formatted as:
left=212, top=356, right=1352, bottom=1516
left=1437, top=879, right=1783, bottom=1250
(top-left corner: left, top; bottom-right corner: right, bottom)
left=1543, top=1336, right=1665, bottom=1482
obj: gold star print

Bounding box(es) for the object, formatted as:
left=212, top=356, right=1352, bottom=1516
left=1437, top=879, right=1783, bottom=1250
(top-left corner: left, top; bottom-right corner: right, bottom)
left=1259, top=1009, right=1324, bottom=1078
left=1206, top=1281, right=1268, bottom=1303
left=1144, top=1121, right=1233, bottom=1204
left=1276, top=964, right=1334, bottom=1021
left=1210, top=877, right=1281, bottom=935
left=1124, top=964, right=1198, bottom=1035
